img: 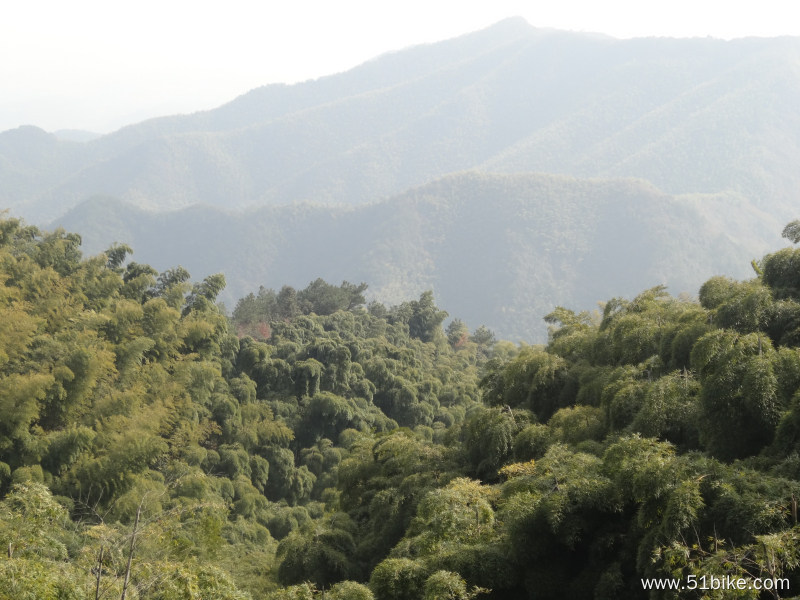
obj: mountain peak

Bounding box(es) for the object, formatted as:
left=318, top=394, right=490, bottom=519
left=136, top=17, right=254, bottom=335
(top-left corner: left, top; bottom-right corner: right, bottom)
left=483, top=16, right=534, bottom=34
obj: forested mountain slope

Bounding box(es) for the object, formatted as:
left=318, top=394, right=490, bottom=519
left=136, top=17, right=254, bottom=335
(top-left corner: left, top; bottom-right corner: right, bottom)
left=5, top=217, right=800, bottom=599
left=3, top=18, right=799, bottom=222
left=55, top=172, right=780, bottom=341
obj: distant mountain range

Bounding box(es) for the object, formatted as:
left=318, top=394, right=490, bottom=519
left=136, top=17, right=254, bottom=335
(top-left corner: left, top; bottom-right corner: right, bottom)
left=2, top=17, right=798, bottom=340
left=55, top=173, right=778, bottom=341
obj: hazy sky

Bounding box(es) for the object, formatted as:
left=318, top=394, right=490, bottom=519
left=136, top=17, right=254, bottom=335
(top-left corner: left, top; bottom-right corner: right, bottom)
left=2, top=0, right=798, bottom=134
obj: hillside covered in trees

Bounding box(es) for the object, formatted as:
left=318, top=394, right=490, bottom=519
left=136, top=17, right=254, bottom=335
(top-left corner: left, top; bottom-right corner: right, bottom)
left=52, top=173, right=779, bottom=342
left=4, top=216, right=800, bottom=599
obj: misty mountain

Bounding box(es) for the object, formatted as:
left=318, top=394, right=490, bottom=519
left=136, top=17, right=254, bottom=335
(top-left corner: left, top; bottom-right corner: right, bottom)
left=3, top=18, right=799, bottom=223
left=52, top=130, right=103, bottom=143
left=55, top=172, right=780, bottom=341
left=3, top=17, right=798, bottom=339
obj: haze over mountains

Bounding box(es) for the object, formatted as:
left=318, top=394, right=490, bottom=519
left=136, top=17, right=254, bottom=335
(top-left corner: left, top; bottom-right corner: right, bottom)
left=2, top=17, right=798, bottom=340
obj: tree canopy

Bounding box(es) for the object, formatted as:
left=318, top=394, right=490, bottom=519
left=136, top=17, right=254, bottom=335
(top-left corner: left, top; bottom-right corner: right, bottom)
left=4, top=216, right=800, bottom=598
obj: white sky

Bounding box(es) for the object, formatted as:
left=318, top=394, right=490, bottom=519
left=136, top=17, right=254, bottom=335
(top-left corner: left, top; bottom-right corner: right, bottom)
left=1, top=0, right=798, bottom=134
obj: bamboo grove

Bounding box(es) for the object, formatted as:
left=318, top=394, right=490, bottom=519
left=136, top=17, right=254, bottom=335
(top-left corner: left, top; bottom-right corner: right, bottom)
left=3, top=216, right=800, bottom=599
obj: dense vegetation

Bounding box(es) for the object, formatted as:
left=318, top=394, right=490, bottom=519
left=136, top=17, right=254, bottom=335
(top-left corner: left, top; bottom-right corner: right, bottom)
left=4, top=216, right=800, bottom=599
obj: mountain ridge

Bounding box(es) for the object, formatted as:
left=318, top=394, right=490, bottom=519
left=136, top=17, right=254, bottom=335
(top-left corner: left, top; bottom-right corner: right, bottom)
left=3, top=18, right=797, bottom=340
left=4, top=19, right=798, bottom=222
left=52, top=171, right=781, bottom=341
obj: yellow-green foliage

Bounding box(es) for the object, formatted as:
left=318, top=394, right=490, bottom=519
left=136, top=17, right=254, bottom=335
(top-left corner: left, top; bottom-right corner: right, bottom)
left=5, top=216, right=800, bottom=599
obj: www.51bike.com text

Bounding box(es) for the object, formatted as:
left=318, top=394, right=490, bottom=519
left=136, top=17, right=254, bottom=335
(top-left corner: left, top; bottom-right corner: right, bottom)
left=641, top=575, right=789, bottom=592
